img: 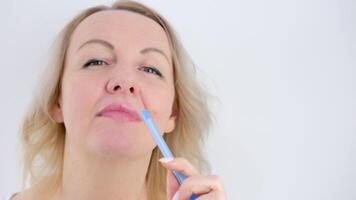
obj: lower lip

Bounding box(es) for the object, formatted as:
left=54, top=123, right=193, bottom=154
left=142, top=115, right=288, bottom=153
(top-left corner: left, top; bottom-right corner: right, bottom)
left=98, top=111, right=141, bottom=122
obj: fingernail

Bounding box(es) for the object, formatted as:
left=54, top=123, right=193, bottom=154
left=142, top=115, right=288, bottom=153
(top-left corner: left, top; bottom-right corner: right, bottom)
left=172, top=191, right=179, bottom=200
left=159, top=157, right=173, bottom=163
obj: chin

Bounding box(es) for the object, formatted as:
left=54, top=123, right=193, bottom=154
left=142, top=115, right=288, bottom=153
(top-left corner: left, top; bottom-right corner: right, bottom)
left=87, top=127, right=152, bottom=159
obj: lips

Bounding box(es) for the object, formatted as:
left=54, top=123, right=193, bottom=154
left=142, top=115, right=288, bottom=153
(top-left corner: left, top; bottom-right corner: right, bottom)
left=96, top=103, right=141, bottom=122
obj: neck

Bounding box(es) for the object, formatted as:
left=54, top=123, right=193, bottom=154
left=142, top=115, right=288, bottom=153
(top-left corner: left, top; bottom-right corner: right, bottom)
left=51, top=136, right=151, bottom=200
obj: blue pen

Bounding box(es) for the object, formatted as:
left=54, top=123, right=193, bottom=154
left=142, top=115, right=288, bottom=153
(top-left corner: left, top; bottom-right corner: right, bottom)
left=140, top=109, right=198, bottom=200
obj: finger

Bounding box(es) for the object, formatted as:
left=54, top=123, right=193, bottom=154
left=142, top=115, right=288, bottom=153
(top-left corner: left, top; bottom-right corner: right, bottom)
left=159, top=157, right=199, bottom=177
left=177, top=175, right=225, bottom=199
left=166, top=169, right=180, bottom=200
left=196, top=190, right=227, bottom=200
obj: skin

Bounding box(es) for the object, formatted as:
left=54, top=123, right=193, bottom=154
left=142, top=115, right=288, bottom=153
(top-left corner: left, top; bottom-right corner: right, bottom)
left=13, top=10, right=226, bottom=200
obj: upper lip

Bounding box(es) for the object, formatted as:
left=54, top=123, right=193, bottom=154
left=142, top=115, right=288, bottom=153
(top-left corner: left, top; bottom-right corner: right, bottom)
left=96, top=103, right=141, bottom=122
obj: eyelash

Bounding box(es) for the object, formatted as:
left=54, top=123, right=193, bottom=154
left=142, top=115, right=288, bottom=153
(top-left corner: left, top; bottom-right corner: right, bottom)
left=140, top=66, right=163, bottom=78
left=83, top=59, right=107, bottom=68
left=83, top=59, right=163, bottom=78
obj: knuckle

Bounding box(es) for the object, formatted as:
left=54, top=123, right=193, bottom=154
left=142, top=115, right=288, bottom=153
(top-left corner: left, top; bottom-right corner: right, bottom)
left=177, top=183, right=193, bottom=197
left=175, top=157, right=189, bottom=164
left=216, top=192, right=227, bottom=199
left=209, top=174, right=221, bottom=182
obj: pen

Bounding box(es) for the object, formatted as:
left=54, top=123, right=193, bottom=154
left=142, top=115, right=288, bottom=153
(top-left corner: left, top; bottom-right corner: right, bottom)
left=140, top=109, right=197, bottom=200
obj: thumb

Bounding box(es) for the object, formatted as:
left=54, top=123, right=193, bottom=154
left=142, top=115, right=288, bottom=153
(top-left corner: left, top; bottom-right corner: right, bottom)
left=166, top=170, right=180, bottom=200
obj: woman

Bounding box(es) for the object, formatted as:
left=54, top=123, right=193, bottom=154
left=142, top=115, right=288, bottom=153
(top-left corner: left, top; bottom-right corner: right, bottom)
left=11, top=1, right=226, bottom=200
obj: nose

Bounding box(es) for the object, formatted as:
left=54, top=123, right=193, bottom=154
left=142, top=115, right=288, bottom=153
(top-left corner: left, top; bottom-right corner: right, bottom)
left=106, top=74, right=137, bottom=96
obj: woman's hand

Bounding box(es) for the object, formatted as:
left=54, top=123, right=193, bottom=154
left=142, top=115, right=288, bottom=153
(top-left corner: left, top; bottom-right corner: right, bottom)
left=159, top=157, right=227, bottom=200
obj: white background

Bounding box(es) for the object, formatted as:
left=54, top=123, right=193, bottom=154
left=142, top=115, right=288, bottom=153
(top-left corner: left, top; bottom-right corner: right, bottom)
left=0, top=0, right=355, bottom=199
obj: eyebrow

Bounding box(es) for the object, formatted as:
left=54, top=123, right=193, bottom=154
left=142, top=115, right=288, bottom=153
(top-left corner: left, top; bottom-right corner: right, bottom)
left=77, top=39, right=114, bottom=52
left=140, top=47, right=170, bottom=64
left=77, top=39, right=170, bottom=64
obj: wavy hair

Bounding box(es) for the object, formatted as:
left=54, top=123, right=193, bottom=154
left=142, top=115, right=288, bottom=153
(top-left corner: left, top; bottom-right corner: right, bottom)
left=20, top=1, right=212, bottom=199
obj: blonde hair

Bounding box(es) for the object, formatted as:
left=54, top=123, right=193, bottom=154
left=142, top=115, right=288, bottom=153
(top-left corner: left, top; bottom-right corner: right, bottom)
left=20, top=1, right=212, bottom=199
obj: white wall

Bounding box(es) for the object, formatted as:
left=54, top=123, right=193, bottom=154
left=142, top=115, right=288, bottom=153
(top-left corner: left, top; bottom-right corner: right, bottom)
left=1, top=0, right=355, bottom=199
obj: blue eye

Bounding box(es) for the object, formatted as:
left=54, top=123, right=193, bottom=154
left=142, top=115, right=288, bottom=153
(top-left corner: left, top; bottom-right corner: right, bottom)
left=83, top=59, right=107, bottom=68
left=141, top=66, right=163, bottom=78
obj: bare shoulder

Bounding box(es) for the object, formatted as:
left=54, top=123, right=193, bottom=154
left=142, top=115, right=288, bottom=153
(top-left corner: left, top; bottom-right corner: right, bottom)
left=10, top=188, right=33, bottom=200
left=11, top=184, right=45, bottom=200
left=11, top=182, right=58, bottom=200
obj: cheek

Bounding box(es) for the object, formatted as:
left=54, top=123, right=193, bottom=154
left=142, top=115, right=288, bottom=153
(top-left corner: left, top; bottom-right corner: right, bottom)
left=61, top=74, right=102, bottom=134
left=142, top=83, right=175, bottom=126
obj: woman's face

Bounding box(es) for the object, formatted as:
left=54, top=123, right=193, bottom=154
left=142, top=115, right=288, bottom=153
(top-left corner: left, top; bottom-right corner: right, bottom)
left=53, top=10, right=176, bottom=158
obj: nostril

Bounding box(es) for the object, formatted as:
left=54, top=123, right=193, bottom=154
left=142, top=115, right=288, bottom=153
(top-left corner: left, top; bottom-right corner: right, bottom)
left=129, top=87, right=134, bottom=93
left=114, top=85, right=121, bottom=91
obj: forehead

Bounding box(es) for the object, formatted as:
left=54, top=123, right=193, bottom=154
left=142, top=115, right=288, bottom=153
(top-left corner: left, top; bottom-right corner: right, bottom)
left=68, top=10, right=171, bottom=55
